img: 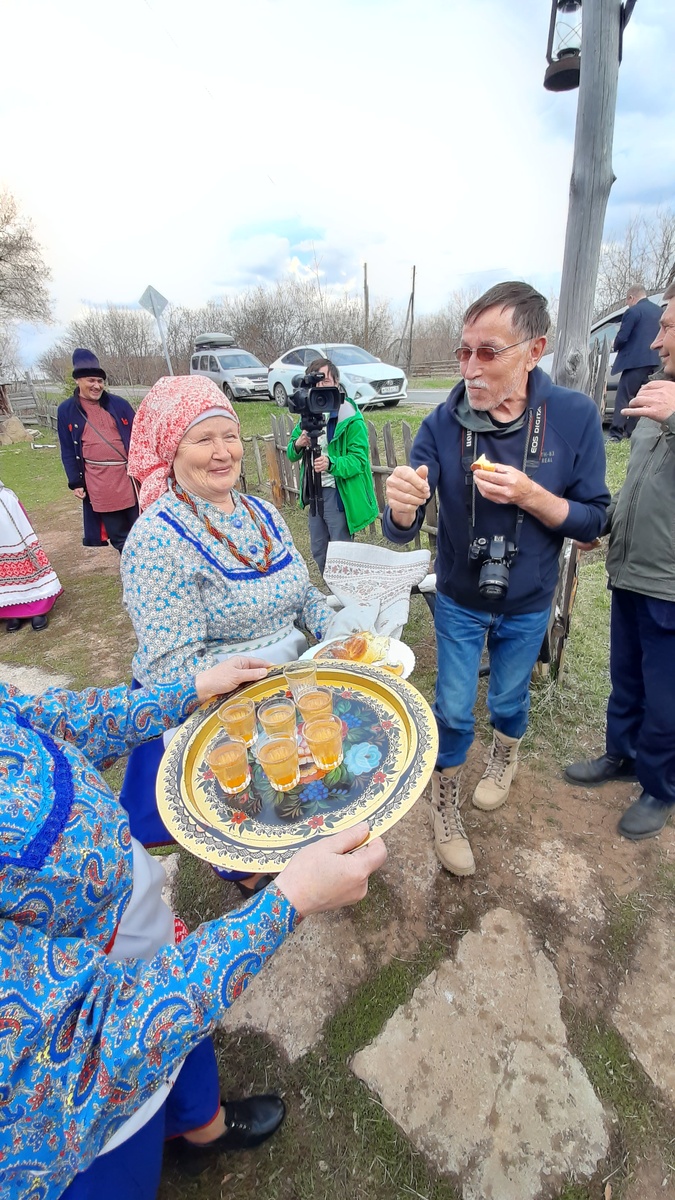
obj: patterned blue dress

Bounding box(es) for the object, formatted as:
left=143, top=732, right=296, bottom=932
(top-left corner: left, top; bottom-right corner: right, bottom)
left=0, top=681, right=300, bottom=1200
left=121, top=488, right=332, bottom=686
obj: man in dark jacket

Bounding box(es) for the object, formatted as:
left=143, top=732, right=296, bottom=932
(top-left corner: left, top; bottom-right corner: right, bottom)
left=57, top=350, right=138, bottom=551
left=607, top=286, right=662, bottom=442
left=565, top=297, right=675, bottom=840
left=383, top=283, right=609, bottom=877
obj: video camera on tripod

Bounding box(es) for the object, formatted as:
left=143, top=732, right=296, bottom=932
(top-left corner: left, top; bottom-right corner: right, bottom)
left=288, top=371, right=342, bottom=518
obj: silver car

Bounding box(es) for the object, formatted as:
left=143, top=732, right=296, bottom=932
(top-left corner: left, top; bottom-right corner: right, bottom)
left=189, top=334, right=270, bottom=402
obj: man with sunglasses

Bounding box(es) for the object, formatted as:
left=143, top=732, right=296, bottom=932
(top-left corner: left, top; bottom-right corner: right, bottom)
left=383, top=282, right=609, bottom=877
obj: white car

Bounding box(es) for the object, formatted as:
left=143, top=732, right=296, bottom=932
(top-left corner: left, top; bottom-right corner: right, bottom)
left=267, top=343, right=407, bottom=408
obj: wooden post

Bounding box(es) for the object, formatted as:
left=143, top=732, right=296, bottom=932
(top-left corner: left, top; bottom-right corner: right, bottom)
left=407, top=266, right=416, bottom=375
left=551, top=0, right=624, bottom=394
left=363, top=262, right=369, bottom=351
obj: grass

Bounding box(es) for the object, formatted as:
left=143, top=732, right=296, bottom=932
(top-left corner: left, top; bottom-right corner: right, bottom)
left=407, top=376, right=460, bottom=391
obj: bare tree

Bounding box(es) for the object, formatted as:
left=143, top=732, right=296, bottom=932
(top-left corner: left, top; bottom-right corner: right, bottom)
left=595, top=206, right=675, bottom=316
left=0, top=191, right=52, bottom=324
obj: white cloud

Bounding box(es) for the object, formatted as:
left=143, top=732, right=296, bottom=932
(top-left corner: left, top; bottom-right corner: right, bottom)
left=2, top=0, right=674, bottom=361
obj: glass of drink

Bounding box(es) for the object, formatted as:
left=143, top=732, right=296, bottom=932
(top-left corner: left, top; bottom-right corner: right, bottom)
left=303, top=715, right=344, bottom=771
left=297, top=686, right=333, bottom=722
left=257, top=736, right=300, bottom=792
left=283, top=660, right=317, bottom=700
left=217, top=697, right=257, bottom=747
left=258, top=696, right=297, bottom=739
left=207, top=737, right=251, bottom=795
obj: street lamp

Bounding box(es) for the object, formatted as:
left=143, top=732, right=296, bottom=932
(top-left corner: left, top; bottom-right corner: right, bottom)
left=544, top=1, right=582, bottom=92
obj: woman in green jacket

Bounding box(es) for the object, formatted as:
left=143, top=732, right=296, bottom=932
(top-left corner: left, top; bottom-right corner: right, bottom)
left=286, top=357, right=379, bottom=574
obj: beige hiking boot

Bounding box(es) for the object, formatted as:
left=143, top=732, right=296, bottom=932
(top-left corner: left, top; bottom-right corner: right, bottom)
left=472, top=730, right=522, bottom=811
left=430, top=767, right=476, bottom=876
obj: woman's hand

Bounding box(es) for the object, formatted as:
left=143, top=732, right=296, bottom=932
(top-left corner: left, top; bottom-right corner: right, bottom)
left=275, top=822, right=387, bottom=917
left=195, top=656, right=271, bottom=702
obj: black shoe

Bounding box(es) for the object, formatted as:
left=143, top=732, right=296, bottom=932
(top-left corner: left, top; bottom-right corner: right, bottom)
left=5, top=618, right=23, bottom=633
left=31, top=614, right=48, bottom=631
left=233, top=874, right=274, bottom=899
left=564, top=753, right=637, bottom=786
left=618, top=792, right=674, bottom=841
left=171, top=1095, right=285, bottom=1176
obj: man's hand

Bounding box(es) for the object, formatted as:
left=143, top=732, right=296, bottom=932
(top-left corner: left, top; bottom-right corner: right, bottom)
left=73, top=487, right=86, bottom=500
left=275, top=822, right=387, bottom=917
left=313, top=454, right=329, bottom=473
left=385, top=464, right=431, bottom=528
left=295, top=431, right=311, bottom=450
left=194, top=656, right=270, bottom=703
left=575, top=539, right=601, bottom=552
left=473, top=464, right=570, bottom=529
left=622, top=380, right=675, bottom=424
left=472, top=464, right=535, bottom=506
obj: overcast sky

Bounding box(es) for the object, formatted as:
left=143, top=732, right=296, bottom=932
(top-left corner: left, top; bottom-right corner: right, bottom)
left=3, top=0, right=675, bottom=363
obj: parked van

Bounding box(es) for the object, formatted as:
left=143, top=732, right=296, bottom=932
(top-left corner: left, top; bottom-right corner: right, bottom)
left=189, top=333, right=270, bottom=402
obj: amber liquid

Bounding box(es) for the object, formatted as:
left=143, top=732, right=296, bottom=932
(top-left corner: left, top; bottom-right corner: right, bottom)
left=208, top=743, right=251, bottom=794
left=304, top=717, right=344, bottom=771
left=258, top=737, right=300, bottom=791
left=297, top=688, right=333, bottom=721
left=218, top=702, right=257, bottom=747
left=259, top=701, right=297, bottom=739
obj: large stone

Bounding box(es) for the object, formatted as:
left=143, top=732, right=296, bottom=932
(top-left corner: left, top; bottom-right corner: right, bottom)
left=0, top=665, right=72, bottom=693
left=614, top=913, right=675, bottom=1105
left=219, top=909, right=371, bottom=1061
left=0, top=415, right=32, bottom=444
left=351, top=908, right=608, bottom=1200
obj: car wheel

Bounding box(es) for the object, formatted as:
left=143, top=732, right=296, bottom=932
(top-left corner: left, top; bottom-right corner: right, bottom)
left=383, top=398, right=400, bottom=408
left=223, top=384, right=236, bottom=403
left=273, top=383, right=288, bottom=408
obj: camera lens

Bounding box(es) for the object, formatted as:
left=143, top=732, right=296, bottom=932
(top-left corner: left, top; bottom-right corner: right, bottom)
left=478, top=560, right=510, bottom=600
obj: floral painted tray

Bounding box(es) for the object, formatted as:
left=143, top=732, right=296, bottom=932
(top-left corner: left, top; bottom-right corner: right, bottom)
left=156, top=663, right=438, bottom=872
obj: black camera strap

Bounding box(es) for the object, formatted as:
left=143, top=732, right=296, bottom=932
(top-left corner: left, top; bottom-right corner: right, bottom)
left=461, top=402, right=546, bottom=551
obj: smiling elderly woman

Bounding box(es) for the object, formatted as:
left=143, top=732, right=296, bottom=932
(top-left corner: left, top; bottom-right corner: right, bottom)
left=122, top=376, right=332, bottom=679
left=118, top=376, right=333, bottom=858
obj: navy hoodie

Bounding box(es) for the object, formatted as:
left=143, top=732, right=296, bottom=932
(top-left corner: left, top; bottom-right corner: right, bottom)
left=381, top=367, right=610, bottom=615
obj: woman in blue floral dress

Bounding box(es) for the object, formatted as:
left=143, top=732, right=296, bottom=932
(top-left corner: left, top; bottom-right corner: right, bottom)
left=0, top=658, right=385, bottom=1200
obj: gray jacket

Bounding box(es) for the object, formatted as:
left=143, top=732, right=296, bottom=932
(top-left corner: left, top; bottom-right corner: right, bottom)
left=605, top=411, right=675, bottom=600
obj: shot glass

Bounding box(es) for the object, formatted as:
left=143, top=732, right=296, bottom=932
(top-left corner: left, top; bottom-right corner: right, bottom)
left=207, top=737, right=251, bottom=795
left=297, top=686, right=333, bottom=722
left=283, top=660, right=317, bottom=701
left=258, top=696, right=298, bottom=739
left=217, top=697, right=257, bottom=747
left=303, top=714, right=344, bottom=772
left=257, top=736, right=300, bottom=792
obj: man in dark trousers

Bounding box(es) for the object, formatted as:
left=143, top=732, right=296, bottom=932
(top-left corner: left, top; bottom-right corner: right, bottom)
left=607, top=285, right=662, bottom=442
left=566, top=296, right=675, bottom=839
left=57, top=350, right=138, bottom=552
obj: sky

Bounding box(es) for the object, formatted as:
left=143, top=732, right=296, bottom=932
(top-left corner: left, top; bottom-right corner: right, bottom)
left=2, top=0, right=675, bottom=365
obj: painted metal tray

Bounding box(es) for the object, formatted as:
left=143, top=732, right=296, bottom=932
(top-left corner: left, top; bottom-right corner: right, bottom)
left=157, top=663, right=438, bottom=872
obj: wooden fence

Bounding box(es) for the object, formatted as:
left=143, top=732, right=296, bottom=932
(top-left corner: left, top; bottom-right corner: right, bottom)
left=409, top=359, right=460, bottom=378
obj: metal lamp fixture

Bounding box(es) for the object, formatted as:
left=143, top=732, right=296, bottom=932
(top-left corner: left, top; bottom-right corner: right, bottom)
left=544, top=0, right=582, bottom=92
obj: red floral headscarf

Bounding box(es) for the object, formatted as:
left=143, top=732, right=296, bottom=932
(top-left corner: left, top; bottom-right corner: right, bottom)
left=128, top=376, right=239, bottom=511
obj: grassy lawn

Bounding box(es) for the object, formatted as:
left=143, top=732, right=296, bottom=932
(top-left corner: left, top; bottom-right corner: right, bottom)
left=407, top=376, right=460, bottom=390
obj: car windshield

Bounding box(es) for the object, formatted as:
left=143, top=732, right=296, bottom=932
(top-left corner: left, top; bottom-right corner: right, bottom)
left=218, top=353, right=264, bottom=369
left=325, top=345, right=379, bottom=366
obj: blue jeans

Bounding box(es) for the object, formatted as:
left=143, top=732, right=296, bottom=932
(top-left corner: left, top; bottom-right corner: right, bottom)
left=308, top=486, right=352, bottom=575
left=433, top=592, right=550, bottom=768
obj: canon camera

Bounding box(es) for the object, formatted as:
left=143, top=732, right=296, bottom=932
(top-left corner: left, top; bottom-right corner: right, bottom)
left=468, top=535, right=518, bottom=601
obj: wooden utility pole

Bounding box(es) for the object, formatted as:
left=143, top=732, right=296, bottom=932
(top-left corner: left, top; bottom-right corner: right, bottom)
left=407, top=265, right=416, bottom=374
left=363, top=263, right=369, bottom=350
left=552, top=0, right=624, bottom=393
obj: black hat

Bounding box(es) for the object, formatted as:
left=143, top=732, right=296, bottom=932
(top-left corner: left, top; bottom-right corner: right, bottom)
left=72, top=348, right=106, bottom=381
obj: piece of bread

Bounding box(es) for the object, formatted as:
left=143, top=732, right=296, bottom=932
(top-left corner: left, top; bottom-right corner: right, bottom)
left=470, top=453, right=497, bottom=472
